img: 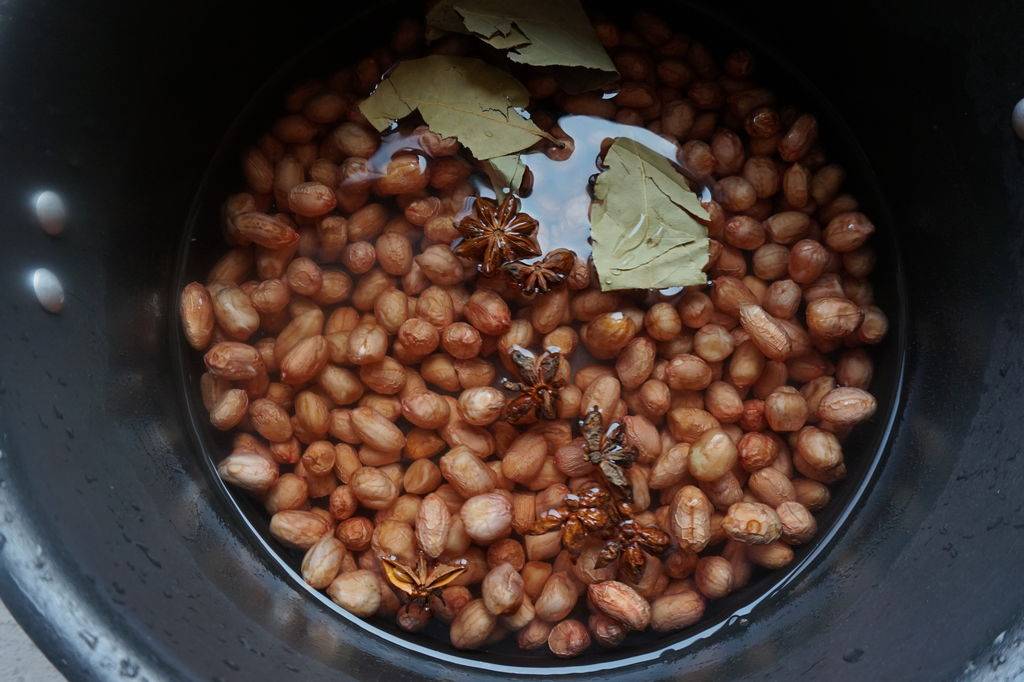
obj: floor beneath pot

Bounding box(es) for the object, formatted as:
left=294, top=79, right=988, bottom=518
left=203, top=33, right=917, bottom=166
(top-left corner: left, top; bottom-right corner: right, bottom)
left=0, top=599, right=63, bottom=682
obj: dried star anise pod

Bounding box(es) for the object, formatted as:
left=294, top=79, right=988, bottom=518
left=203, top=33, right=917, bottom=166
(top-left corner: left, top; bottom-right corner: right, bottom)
left=453, top=195, right=540, bottom=276
left=596, top=507, right=672, bottom=584
left=380, top=553, right=467, bottom=632
left=581, top=405, right=638, bottom=500
left=528, top=486, right=613, bottom=555
left=502, top=248, right=575, bottom=298
left=501, top=346, right=565, bottom=424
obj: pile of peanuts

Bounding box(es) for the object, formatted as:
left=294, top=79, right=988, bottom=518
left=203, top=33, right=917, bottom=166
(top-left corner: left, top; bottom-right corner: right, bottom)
left=180, top=8, right=888, bottom=659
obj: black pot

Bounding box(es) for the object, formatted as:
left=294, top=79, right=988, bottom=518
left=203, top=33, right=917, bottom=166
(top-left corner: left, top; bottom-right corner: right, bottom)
left=1, top=1, right=1022, bottom=680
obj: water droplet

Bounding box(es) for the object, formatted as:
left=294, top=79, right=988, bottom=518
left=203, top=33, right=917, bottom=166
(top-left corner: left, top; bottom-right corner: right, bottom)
left=31, top=268, right=64, bottom=313
left=1013, top=98, right=1024, bottom=140
left=34, top=190, right=67, bottom=235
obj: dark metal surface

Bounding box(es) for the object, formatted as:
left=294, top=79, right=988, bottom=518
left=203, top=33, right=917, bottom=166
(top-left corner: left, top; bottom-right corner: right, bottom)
left=0, top=1, right=1021, bottom=680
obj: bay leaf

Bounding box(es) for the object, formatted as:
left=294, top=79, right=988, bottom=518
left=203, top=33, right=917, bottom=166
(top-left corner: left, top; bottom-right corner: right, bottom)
left=358, top=55, right=551, bottom=160
left=590, top=138, right=710, bottom=292
left=426, top=0, right=617, bottom=90
left=481, top=154, right=527, bottom=199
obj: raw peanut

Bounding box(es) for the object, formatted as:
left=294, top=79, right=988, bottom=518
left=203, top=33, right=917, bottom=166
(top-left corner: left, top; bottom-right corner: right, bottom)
left=250, top=398, right=293, bottom=442
left=234, top=212, right=299, bottom=249
left=776, top=500, right=817, bottom=545
left=795, top=426, right=844, bottom=471
left=700, top=470, right=744, bottom=512
left=530, top=287, right=570, bottom=335
left=666, top=354, right=712, bottom=391
left=377, top=152, right=430, bottom=195
left=723, top=501, right=783, bottom=544
left=402, top=391, right=450, bottom=429
left=752, top=243, right=790, bottom=281
left=217, top=452, right=279, bottom=493
left=415, top=245, right=464, bottom=286
left=403, top=458, right=442, bottom=495
left=704, top=381, right=743, bottom=424
left=764, top=211, right=811, bottom=245
left=458, top=387, right=505, bottom=426
left=327, top=570, right=381, bottom=617
left=644, top=302, right=682, bottom=342
left=649, top=443, right=690, bottom=489
left=589, top=611, right=628, bottom=649
left=440, top=446, right=496, bottom=498
left=739, top=305, right=791, bottom=361
left=301, top=439, right=336, bottom=476
left=487, top=539, right=527, bottom=572
left=667, top=407, right=720, bottom=444
left=788, top=239, right=829, bottom=284
left=580, top=375, right=622, bottom=419
left=693, top=324, right=734, bottom=363
left=483, top=563, right=525, bottom=615
left=737, top=432, right=778, bottom=471
left=688, top=429, right=738, bottom=481
left=694, top=556, right=733, bottom=598
left=465, top=290, right=511, bottom=336
left=727, top=340, right=766, bottom=389
left=824, top=212, right=875, bottom=252
left=450, top=599, right=497, bottom=650
left=502, top=432, right=549, bottom=484
left=547, top=620, right=590, bottom=658
left=210, top=389, right=249, bottom=430
left=318, top=365, right=363, bottom=405
left=748, top=468, right=796, bottom=507
left=335, top=516, right=373, bottom=552
left=584, top=312, right=637, bottom=358
left=280, top=335, right=330, bottom=385
left=269, top=510, right=329, bottom=549
left=373, top=289, right=408, bottom=333
left=342, top=242, right=376, bottom=274
left=589, top=581, right=651, bottom=630
left=441, top=322, right=482, bottom=359
left=250, top=278, right=291, bottom=314
left=746, top=541, right=795, bottom=569
left=514, top=618, right=552, bottom=651
left=347, top=324, right=388, bottom=365
left=264, top=473, right=308, bottom=514
left=651, top=590, right=705, bottom=631
left=180, top=283, right=215, bottom=350
left=535, top=572, right=578, bottom=622
left=349, top=466, right=399, bottom=510
left=778, top=114, right=817, bottom=161
left=274, top=308, right=324, bottom=363
left=328, top=485, right=357, bottom=520
left=371, top=520, right=416, bottom=564
left=765, top=386, right=809, bottom=432
left=671, top=485, right=712, bottom=552
left=374, top=231, right=413, bottom=276
left=358, top=357, right=407, bottom=395
left=211, top=286, right=259, bottom=341
left=295, top=391, right=330, bottom=439
left=616, top=337, right=656, bottom=390
left=793, top=477, right=830, bottom=511
left=817, top=387, right=877, bottom=425
left=301, top=536, right=345, bottom=589
left=288, top=182, right=337, bottom=218
left=461, top=492, right=512, bottom=543
left=350, top=406, right=404, bottom=453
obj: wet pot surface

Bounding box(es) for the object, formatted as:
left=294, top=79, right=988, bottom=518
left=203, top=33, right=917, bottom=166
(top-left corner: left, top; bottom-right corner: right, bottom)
left=1, top=1, right=1023, bottom=680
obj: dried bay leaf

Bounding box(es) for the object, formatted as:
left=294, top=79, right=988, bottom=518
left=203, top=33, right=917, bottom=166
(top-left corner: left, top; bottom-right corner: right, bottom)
left=590, top=138, right=710, bottom=291
left=426, top=0, right=617, bottom=90
left=481, top=154, right=527, bottom=199
left=358, top=55, right=552, bottom=160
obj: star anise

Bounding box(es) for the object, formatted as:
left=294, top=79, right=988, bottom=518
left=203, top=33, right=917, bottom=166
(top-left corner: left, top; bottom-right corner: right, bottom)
left=500, top=346, right=565, bottom=424
left=581, top=405, right=638, bottom=500
left=380, top=553, right=467, bottom=632
left=595, top=506, right=671, bottom=583
left=453, top=195, right=540, bottom=276
left=502, top=248, right=575, bottom=298
left=528, top=486, right=613, bottom=554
